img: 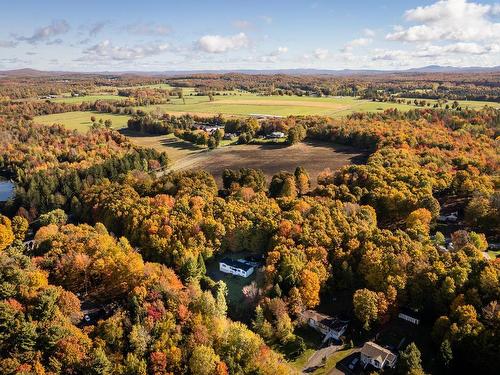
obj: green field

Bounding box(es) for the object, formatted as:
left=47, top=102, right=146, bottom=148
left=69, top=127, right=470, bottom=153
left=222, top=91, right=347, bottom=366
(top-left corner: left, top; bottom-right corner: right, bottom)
left=46, top=87, right=499, bottom=119
left=134, top=93, right=499, bottom=117
left=34, top=111, right=130, bottom=132
left=35, top=91, right=499, bottom=133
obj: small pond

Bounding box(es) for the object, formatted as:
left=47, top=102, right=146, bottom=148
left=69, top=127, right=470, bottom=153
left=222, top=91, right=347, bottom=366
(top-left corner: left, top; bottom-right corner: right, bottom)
left=0, top=178, right=15, bottom=201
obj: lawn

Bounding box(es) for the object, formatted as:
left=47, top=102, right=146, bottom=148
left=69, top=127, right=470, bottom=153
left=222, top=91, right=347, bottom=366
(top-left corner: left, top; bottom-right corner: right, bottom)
left=34, top=111, right=130, bottom=132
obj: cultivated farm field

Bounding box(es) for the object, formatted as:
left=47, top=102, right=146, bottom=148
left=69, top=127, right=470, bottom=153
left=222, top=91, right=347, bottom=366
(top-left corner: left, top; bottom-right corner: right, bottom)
left=124, top=133, right=364, bottom=186
left=170, top=141, right=366, bottom=186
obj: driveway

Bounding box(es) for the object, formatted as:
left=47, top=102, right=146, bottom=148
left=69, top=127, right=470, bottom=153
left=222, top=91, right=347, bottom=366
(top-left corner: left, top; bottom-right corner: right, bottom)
left=302, top=344, right=342, bottom=373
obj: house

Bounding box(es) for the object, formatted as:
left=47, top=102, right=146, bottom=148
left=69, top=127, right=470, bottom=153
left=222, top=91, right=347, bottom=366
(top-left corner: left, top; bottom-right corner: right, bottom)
left=398, top=308, right=420, bottom=325
left=219, top=258, right=254, bottom=278
left=267, top=131, right=285, bottom=139
left=437, top=211, right=458, bottom=223
left=300, top=310, right=348, bottom=342
left=360, top=342, right=397, bottom=370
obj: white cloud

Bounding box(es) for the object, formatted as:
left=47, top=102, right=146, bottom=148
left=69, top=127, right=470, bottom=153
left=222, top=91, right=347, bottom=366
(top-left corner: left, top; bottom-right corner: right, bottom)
left=260, top=16, right=273, bottom=24
left=82, top=40, right=169, bottom=61
left=314, top=48, right=329, bottom=60
left=341, top=38, right=372, bottom=52
left=126, top=23, right=171, bottom=36
left=371, top=41, right=499, bottom=64
left=0, top=40, right=17, bottom=48
left=196, top=32, right=249, bottom=53
left=16, top=19, right=70, bottom=44
left=89, top=22, right=106, bottom=37
left=363, top=28, right=376, bottom=37
left=386, top=0, right=500, bottom=42
left=46, top=38, right=63, bottom=46
left=417, top=42, right=499, bottom=56
left=233, top=20, right=251, bottom=29
left=259, top=46, right=288, bottom=63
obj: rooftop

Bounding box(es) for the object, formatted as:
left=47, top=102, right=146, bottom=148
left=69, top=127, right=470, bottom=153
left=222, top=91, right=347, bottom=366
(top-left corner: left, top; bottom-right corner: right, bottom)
left=220, top=258, right=254, bottom=272
left=302, top=310, right=348, bottom=331
left=361, top=342, right=397, bottom=364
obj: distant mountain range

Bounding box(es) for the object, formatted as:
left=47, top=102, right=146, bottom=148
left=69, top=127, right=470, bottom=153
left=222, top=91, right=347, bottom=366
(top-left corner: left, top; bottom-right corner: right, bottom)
left=1, top=65, right=499, bottom=77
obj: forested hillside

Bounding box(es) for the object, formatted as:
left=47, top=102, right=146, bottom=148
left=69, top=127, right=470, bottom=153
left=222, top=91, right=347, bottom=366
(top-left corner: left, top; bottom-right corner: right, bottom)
left=0, top=77, right=498, bottom=374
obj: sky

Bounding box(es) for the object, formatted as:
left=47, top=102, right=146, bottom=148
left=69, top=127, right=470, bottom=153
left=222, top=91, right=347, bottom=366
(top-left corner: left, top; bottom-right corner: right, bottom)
left=0, top=0, right=499, bottom=71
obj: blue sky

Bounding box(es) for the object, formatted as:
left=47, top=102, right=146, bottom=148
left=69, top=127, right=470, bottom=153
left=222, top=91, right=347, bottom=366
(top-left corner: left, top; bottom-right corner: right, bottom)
left=0, top=0, right=499, bottom=71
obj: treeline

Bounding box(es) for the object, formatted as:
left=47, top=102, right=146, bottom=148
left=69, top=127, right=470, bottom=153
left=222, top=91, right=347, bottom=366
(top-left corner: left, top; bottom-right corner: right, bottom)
left=0, top=73, right=165, bottom=99
left=166, top=72, right=500, bottom=101
left=1, top=98, right=139, bottom=120
left=0, top=120, right=168, bottom=217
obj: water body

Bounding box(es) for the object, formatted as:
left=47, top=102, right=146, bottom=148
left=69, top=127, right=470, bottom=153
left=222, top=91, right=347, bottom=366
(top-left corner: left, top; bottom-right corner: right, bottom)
left=0, top=178, right=15, bottom=201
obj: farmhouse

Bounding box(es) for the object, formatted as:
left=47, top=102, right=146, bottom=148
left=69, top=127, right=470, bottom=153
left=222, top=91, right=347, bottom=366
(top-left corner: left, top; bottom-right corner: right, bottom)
left=300, top=310, right=348, bottom=342
left=219, top=258, right=254, bottom=278
left=360, top=342, right=397, bottom=370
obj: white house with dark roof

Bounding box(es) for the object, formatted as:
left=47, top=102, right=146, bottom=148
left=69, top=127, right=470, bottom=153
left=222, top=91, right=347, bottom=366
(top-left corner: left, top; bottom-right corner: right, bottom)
left=300, top=310, right=348, bottom=342
left=219, top=258, right=254, bottom=278
left=360, top=341, right=397, bottom=369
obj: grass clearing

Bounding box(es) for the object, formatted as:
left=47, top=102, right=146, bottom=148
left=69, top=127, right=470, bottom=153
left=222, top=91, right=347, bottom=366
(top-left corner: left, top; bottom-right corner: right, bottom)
left=121, top=130, right=205, bottom=162
left=34, top=111, right=130, bottom=132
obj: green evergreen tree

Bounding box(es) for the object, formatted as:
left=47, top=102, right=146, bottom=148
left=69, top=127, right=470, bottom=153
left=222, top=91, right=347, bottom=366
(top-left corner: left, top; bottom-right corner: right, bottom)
left=439, top=339, right=453, bottom=370
left=215, top=281, right=228, bottom=317
left=197, top=253, right=206, bottom=276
